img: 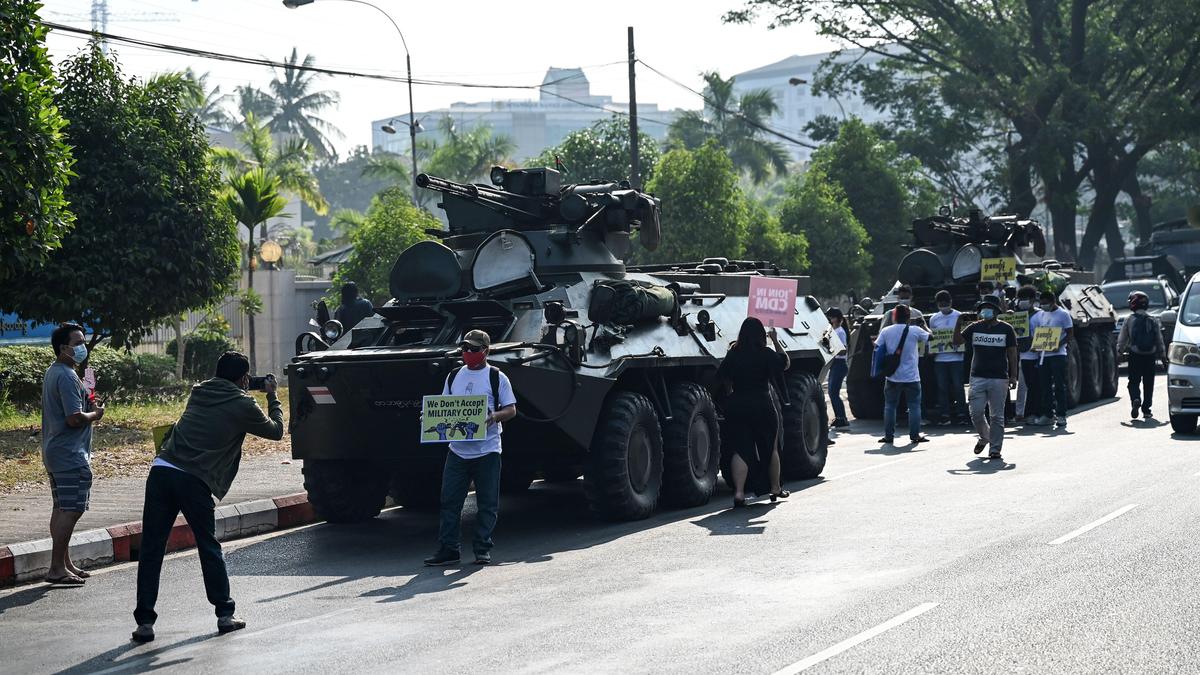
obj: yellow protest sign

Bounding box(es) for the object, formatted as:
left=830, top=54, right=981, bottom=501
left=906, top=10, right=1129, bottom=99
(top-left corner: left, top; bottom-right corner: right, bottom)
left=927, top=328, right=963, bottom=355
left=1031, top=326, right=1062, bottom=352
left=152, top=424, right=174, bottom=453
left=980, top=257, right=1017, bottom=284
left=421, top=395, right=488, bottom=443
left=998, top=311, right=1029, bottom=338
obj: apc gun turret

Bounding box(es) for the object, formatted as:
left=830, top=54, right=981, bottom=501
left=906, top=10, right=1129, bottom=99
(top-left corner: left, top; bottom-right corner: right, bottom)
left=287, top=166, right=839, bottom=525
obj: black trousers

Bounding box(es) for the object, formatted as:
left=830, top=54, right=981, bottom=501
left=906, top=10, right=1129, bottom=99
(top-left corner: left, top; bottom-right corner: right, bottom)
left=1021, top=360, right=1042, bottom=419
left=1127, top=353, right=1157, bottom=410
left=134, top=466, right=234, bottom=626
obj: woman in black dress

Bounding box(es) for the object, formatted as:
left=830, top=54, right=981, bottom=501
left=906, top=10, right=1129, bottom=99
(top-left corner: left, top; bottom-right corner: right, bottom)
left=717, top=317, right=791, bottom=507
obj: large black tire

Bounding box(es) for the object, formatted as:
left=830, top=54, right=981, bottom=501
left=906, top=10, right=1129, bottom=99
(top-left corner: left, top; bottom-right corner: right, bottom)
left=389, top=465, right=443, bottom=510
left=1171, top=414, right=1198, bottom=435
left=1076, top=330, right=1103, bottom=404
left=780, top=371, right=830, bottom=480
left=1099, top=330, right=1119, bottom=398
left=585, top=391, right=663, bottom=521
left=847, top=371, right=884, bottom=420
left=660, top=381, right=721, bottom=508
left=1066, top=336, right=1082, bottom=409
left=304, top=459, right=390, bottom=522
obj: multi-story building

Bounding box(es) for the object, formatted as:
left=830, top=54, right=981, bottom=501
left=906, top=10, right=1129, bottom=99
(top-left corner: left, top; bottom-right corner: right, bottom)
left=731, top=48, right=893, bottom=163
left=371, top=67, right=680, bottom=165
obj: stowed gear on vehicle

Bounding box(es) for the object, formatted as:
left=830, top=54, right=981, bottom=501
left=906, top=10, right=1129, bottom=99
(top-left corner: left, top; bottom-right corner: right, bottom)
left=288, top=166, right=841, bottom=523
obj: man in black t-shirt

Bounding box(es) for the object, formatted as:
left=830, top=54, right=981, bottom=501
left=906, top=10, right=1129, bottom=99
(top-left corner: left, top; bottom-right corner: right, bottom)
left=953, top=297, right=1019, bottom=460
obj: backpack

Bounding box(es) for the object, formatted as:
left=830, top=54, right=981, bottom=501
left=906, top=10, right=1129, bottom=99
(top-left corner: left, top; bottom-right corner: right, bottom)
left=588, top=279, right=677, bottom=325
left=447, top=365, right=501, bottom=408
left=1129, top=313, right=1158, bottom=355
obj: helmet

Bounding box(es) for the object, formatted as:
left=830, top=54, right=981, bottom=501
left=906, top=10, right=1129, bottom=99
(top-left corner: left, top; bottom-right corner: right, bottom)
left=1128, top=291, right=1150, bottom=311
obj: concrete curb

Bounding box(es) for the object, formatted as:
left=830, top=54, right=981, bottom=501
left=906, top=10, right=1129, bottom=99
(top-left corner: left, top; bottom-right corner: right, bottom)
left=0, top=492, right=316, bottom=587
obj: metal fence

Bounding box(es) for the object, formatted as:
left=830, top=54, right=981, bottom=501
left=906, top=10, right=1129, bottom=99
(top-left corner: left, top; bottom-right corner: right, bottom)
left=133, top=297, right=245, bottom=355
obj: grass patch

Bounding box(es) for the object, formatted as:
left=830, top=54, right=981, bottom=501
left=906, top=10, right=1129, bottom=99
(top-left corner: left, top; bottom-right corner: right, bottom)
left=0, top=387, right=290, bottom=493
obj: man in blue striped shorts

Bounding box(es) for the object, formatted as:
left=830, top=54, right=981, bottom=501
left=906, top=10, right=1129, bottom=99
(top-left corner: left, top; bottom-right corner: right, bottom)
left=41, top=323, right=105, bottom=585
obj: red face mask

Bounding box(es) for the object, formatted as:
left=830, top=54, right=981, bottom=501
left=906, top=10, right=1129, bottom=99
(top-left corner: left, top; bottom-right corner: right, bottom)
left=462, top=349, right=487, bottom=368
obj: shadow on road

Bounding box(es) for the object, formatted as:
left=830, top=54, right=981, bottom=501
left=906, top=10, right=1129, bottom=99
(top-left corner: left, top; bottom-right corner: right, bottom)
left=0, top=583, right=53, bottom=616
left=692, top=502, right=780, bottom=536
left=1121, top=419, right=1167, bottom=429
left=53, top=633, right=219, bottom=675
left=946, top=457, right=1016, bottom=475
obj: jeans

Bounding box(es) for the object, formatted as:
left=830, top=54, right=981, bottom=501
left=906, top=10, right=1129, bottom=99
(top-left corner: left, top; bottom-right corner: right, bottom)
left=1127, top=353, right=1157, bottom=410
left=1020, top=360, right=1042, bottom=419
left=438, top=451, right=501, bottom=555
left=969, top=377, right=1009, bottom=451
left=827, top=359, right=848, bottom=422
left=933, top=360, right=966, bottom=422
left=135, top=467, right=234, bottom=626
left=883, top=380, right=922, bottom=439
left=1039, top=355, right=1069, bottom=419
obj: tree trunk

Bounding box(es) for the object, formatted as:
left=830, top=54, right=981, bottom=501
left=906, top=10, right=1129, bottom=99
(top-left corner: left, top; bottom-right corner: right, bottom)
left=172, top=316, right=186, bottom=381
left=1004, top=142, right=1038, bottom=219
left=1047, top=198, right=1077, bottom=262
left=247, top=240, right=257, bottom=373
left=1123, top=172, right=1154, bottom=246
left=1078, top=185, right=1120, bottom=271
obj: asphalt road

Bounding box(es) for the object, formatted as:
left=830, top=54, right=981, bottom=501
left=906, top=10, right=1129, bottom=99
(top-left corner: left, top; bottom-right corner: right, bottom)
left=2, top=379, right=1195, bottom=674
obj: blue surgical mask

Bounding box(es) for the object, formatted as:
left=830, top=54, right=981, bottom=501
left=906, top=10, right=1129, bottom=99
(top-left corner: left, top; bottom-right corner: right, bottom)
left=1017, top=300, right=1032, bottom=311
left=71, top=344, right=88, bottom=364
left=980, top=309, right=996, bottom=321
left=897, top=298, right=911, bottom=306
left=1040, top=303, right=1054, bottom=312
left=938, top=304, right=953, bottom=315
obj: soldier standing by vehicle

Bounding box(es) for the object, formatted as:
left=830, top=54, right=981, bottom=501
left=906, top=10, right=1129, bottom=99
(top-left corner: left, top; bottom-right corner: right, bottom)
left=1030, top=290, right=1074, bottom=429
left=929, top=290, right=967, bottom=425
left=1118, top=291, right=1167, bottom=419
left=954, top=298, right=1019, bottom=460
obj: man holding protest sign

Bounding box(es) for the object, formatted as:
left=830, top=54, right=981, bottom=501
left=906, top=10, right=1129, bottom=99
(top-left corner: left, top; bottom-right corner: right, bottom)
left=425, top=330, right=517, bottom=567
left=928, top=290, right=967, bottom=425
left=954, top=297, right=1019, bottom=460
left=1029, top=291, right=1074, bottom=429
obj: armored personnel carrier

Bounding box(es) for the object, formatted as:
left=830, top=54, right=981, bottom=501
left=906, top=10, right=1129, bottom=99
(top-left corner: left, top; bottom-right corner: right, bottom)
left=288, top=166, right=839, bottom=523
left=844, top=209, right=1118, bottom=419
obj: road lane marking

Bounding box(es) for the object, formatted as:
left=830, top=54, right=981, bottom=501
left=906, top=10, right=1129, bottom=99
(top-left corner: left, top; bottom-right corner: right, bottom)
left=771, top=602, right=939, bottom=674
left=828, top=458, right=909, bottom=481
left=1048, top=504, right=1138, bottom=545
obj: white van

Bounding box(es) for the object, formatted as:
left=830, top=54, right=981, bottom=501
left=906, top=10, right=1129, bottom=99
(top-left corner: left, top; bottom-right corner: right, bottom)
left=1167, top=271, right=1200, bottom=434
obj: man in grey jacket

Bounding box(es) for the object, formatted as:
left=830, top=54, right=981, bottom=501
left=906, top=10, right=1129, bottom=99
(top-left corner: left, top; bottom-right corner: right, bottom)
left=131, top=351, right=284, bottom=643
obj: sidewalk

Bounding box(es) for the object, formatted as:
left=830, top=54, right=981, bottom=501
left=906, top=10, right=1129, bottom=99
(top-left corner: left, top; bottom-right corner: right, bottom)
left=0, top=450, right=304, bottom=546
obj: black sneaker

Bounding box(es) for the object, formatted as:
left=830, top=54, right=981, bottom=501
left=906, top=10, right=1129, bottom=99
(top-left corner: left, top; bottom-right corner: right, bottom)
left=131, top=624, right=155, bottom=643
left=423, top=549, right=461, bottom=566
left=474, top=552, right=492, bottom=565
left=974, top=439, right=987, bottom=455
left=217, top=616, right=247, bottom=635
left=831, top=418, right=850, bottom=428
left=878, top=436, right=894, bottom=445
left=910, top=435, right=930, bottom=444
left=1131, top=399, right=1141, bottom=419
left=1142, top=408, right=1154, bottom=419
left=988, top=452, right=1003, bottom=461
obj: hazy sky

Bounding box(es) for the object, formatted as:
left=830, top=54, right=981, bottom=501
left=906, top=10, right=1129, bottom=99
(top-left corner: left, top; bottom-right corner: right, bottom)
left=41, top=0, right=839, bottom=157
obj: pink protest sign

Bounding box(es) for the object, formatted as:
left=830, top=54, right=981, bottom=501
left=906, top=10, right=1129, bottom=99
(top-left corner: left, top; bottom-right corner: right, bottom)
left=748, top=277, right=797, bottom=328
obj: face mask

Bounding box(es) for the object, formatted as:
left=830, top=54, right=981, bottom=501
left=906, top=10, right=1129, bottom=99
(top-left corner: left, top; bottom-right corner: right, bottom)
left=897, top=298, right=911, bottom=306
left=1040, top=303, right=1054, bottom=312
left=462, top=350, right=487, bottom=368
left=71, top=344, right=88, bottom=365
left=938, top=304, right=952, bottom=314
left=1017, top=300, right=1032, bottom=311
left=980, top=309, right=996, bottom=321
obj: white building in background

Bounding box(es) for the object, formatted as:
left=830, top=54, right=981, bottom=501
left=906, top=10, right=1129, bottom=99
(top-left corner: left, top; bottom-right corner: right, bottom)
left=731, top=48, right=893, bottom=163
left=371, top=67, right=680, bottom=166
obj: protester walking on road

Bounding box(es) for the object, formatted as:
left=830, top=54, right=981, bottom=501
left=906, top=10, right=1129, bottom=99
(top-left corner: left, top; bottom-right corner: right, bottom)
left=1118, top=291, right=1167, bottom=419
left=425, top=330, right=517, bottom=566
left=132, top=351, right=284, bottom=643
left=929, top=290, right=967, bottom=425
left=1012, top=286, right=1041, bottom=424
left=1030, top=291, right=1074, bottom=429
left=40, top=323, right=103, bottom=586
left=334, top=281, right=375, bottom=330
left=876, top=304, right=931, bottom=445
left=954, top=298, right=1019, bottom=460
left=826, top=308, right=850, bottom=429
left=717, top=318, right=791, bottom=507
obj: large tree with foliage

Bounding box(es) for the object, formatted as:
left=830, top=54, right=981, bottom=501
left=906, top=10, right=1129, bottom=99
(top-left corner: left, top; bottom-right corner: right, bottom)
left=0, top=1, right=75, bottom=283
left=529, top=117, right=661, bottom=184
left=641, top=142, right=749, bottom=264
left=212, top=112, right=328, bottom=223
left=807, top=119, right=936, bottom=295
left=306, top=146, right=391, bottom=239
left=0, top=45, right=239, bottom=348
left=778, top=168, right=872, bottom=297
left=742, top=201, right=809, bottom=276
left=666, top=71, right=790, bottom=184
left=332, top=187, right=438, bottom=305
left=267, top=48, right=342, bottom=159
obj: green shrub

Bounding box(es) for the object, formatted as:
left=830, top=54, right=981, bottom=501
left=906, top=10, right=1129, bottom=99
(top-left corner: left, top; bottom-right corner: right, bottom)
left=166, top=334, right=237, bottom=381
left=0, top=344, right=183, bottom=407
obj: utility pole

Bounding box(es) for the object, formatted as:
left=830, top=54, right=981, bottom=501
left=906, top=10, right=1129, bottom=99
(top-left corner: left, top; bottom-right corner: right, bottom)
left=627, top=26, right=640, bottom=190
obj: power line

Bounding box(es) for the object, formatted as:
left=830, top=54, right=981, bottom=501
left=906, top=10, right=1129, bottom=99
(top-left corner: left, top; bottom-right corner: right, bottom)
left=636, top=58, right=818, bottom=149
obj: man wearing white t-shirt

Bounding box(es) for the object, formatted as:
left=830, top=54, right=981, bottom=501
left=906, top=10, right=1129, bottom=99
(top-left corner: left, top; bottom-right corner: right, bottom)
left=929, top=290, right=967, bottom=425
left=876, top=304, right=931, bottom=445
left=1030, top=291, right=1074, bottom=429
left=424, top=330, right=517, bottom=567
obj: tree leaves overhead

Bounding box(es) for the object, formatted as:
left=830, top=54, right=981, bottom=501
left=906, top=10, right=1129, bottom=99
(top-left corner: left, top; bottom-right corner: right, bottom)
left=529, top=117, right=661, bottom=185
left=214, top=112, right=328, bottom=216
left=0, top=44, right=238, bottom=348
left=267, top=48, right=342, bottom=160
left=778, top=168, right=872, bottom=297
left=0, top=0, right=75, bottom=282
left=666, top=71, right=790, bottom=184
left=330, top=187, right=438, bottom=306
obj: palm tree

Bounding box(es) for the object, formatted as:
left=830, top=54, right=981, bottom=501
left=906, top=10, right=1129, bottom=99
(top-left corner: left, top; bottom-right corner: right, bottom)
left=666, top=71, right=790, bottom=183
left=212, top=113, right=328, bottom=220
left=181, top=69, right=233, bottom=129
left=268, top=48, right=342, bottom=159
left=220, top=168, right=288, bottom=372
left=234, top=84, right=278, bottom=129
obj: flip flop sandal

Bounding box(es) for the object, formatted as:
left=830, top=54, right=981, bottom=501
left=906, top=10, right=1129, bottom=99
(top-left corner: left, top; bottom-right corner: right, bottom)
left=72, top=570, right=91, bottom=579
left=45, top=574, right=86, bottom=585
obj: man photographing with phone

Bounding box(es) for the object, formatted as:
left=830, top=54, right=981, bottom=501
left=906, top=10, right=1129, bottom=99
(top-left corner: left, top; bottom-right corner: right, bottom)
left=131, top=351, right=284, bottom=643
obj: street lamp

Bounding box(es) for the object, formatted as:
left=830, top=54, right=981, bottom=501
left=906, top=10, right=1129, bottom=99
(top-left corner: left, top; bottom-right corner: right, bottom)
left=283, top=0, right=421, bottom=204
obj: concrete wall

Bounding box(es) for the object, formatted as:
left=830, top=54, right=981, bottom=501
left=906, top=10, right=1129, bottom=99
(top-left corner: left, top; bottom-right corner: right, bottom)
left=246, top=269, right=331, bottom=381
